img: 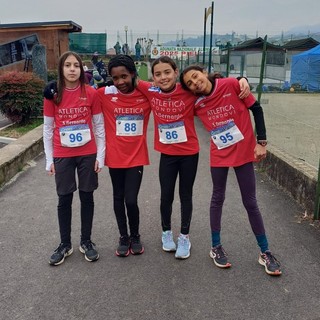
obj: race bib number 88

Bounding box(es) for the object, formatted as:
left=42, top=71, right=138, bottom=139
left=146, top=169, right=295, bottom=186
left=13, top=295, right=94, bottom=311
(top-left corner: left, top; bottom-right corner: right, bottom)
left=116, top=115, right=143, bottom=136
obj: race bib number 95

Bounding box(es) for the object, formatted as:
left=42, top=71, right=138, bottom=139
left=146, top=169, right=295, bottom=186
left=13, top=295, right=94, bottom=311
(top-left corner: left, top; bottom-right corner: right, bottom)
left=210, top=121, right=244, bottom=149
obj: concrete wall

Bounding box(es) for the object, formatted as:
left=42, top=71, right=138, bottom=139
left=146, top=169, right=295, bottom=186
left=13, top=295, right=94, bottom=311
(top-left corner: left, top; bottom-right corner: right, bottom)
left=256, top=145, right=318, bottom=216
left=0, top=125, right=43, bottom=188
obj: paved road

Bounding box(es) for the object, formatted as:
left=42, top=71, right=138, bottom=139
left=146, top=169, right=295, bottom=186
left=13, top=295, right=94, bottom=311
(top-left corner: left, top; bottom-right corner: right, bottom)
left=1, top=117, right=320, bottom=320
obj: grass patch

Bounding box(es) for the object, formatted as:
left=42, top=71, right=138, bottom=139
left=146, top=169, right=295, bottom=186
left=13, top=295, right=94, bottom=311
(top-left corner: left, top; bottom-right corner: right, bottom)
left=0, top=118, right=43, bottom=138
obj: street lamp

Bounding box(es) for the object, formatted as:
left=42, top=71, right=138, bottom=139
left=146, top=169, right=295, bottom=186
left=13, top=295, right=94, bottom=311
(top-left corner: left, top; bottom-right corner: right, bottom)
left=124, top=26, right=128, bottom=45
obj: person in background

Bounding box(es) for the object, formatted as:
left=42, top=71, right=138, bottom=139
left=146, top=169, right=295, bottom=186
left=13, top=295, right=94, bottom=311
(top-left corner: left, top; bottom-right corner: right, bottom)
left=43, top=51, right=105, bottom=266
left=137, top=56, right=250, bottom=260
left=90, top=69, right=105, bottom=89
left=135, top=40, right=142, bottom=61
left=122, top=43, right=129, bottom=55
left=114, top=41, right=121, bottom=55
left=91, top=52, right=99, bottom=67
left=179, top=65, right=281, bottom=276
left=97, top=55, right=151, bottom=257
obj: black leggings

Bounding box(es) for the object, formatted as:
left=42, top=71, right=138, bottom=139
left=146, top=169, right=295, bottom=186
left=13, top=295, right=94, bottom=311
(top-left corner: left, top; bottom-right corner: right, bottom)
left=109, top=166, right=143, bottom=237
left=57, top=190, right=94, bottom=244
left=159, top=153, right=199, bottom=235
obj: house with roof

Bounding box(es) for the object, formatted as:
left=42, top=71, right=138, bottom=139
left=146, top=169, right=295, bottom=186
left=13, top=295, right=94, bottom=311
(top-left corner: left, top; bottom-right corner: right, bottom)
left=219, top=37, right=286, bottom=82
left=0, top=21, right=82, bottom=73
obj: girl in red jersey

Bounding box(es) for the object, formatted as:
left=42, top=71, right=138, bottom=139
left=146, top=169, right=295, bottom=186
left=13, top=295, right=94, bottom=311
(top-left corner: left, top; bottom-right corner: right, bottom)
left=97, top=55, right=151, bottom=257
left=43, top=51, right=105, bottom=266
left=137, top=57, right=250, bottom=260
left=180, top=65, right=281, bottom=275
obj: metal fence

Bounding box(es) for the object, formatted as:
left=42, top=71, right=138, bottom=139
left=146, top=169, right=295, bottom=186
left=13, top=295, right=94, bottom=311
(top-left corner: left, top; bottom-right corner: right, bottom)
left=69, top=33, right=107, bottom=54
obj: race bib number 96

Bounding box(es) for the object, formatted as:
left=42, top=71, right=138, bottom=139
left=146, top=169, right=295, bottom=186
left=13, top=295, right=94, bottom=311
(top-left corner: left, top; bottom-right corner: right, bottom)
left=60, top=124, right=91, bottom=147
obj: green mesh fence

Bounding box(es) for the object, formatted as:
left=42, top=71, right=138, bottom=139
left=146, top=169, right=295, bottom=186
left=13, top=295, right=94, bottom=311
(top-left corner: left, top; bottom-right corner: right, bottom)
left=69, top=33, right=107, bottom=54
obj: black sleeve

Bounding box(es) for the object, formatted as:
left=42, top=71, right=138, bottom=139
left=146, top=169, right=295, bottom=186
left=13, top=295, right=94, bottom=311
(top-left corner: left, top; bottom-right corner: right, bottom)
left=43, top=80, right=57, bottom=100
left=249, top=101, right=267, bottom=141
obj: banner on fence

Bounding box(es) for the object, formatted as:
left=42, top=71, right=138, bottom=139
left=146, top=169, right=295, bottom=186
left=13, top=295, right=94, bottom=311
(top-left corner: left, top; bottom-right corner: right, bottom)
left=151, top=46, right=219, bottom=59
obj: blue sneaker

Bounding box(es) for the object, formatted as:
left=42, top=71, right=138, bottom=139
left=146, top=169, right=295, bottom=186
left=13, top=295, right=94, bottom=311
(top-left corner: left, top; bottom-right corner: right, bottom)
left=259, top=250, right=282, bottom=276
left=210, top=245, right=231, bottom=268
left=175, top=234, right=191, bottom=259
left=162, top=230, right=176, bottom=252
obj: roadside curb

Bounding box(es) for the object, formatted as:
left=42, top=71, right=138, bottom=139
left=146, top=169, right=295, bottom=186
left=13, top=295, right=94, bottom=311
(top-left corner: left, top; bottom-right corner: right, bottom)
left=0, top=125, right=318, bottom=216
left=0, top=125, right=43, bottom=189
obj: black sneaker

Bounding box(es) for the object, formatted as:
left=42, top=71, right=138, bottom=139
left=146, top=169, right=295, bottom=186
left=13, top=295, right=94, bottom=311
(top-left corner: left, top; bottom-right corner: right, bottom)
left=79, top=240, right=99, bottom=262
left=49, top=243, right=73, bottom=266
left=259, top=250, right=282, bottom=276
left=116, top=235, right=130, bottom=257
left=130, top=234, right=144, bottom=255
left=209, top=245, right=232, bottom=268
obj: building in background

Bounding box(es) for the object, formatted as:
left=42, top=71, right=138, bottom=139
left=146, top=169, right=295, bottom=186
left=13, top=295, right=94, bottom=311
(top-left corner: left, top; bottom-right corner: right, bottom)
left=0, top=21, right=81, bottom=73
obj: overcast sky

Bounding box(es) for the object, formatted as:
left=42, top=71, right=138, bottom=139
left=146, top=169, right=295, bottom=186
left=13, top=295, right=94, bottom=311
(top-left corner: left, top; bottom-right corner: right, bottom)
left=1, top=0, right=319, bottom=46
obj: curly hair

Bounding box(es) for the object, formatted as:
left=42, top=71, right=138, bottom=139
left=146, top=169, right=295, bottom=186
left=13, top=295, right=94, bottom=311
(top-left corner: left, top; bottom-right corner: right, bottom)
left=108, top=55, right=137, bottom=79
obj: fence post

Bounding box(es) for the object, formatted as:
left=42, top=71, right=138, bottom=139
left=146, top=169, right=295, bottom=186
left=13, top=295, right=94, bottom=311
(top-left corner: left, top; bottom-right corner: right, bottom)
left=314, top=159, right=320, bottom=220
left=202, top=8, right=207, bottom=66
left=257, top=35, right=268, bottom=103
left=225, top=42, right=231, bottom=77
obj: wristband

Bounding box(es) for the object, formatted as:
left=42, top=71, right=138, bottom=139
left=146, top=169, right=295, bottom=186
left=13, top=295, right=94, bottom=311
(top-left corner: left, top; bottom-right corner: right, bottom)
left=257, top=140, right=268, bottom=147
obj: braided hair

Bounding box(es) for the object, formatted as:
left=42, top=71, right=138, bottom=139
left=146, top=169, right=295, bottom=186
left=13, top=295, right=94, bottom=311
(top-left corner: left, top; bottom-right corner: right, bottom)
left=107, top=54, right=137, bottom=87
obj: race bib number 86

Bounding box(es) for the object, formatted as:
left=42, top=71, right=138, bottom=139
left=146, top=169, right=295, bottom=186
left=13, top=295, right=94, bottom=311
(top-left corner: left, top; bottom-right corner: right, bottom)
left=158, top=121, right=187, bottom=144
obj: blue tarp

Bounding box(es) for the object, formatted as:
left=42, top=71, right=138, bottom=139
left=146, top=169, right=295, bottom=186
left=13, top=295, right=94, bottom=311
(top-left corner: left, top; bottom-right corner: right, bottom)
left=290, top=44, right=320, bottom=91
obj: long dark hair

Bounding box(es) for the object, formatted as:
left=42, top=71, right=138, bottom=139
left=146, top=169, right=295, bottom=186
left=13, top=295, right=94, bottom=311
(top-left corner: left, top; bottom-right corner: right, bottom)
left=179, top=64, right=223, bottom=92
left=56, top=51, right=86, bottom=104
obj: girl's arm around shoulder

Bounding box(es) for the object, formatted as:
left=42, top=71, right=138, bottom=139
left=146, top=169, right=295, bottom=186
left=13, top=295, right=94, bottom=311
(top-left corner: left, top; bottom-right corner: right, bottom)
left=136, top=79, right=155, bottom=94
